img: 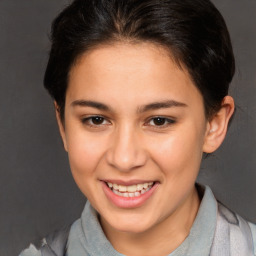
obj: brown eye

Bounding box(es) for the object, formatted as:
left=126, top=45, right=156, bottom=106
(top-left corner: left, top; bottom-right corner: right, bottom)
left=152, top=117, right=166, bottom=126
left=146, top=116, right=176, bottom=128
left=91, top=116, right=104, bottom=125
left=81, top=116, right=110, bottom=127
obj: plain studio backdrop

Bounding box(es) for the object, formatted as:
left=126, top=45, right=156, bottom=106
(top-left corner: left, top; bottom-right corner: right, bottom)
left=0, top=1, right=255, bottom=255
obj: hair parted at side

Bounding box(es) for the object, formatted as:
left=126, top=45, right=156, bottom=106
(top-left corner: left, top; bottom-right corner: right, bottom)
left=44, top=0, right=235, bottom=120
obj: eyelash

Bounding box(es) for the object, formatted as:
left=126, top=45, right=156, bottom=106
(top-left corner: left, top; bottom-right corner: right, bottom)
left=81, top=116, right=111, bottom=128
left=146, top=116, right=176, bottom=128
left=81, top=116, right=176, bottom=129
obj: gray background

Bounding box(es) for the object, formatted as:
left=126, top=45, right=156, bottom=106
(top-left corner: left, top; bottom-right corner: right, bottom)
left=0, top=1, right=255, bottom=255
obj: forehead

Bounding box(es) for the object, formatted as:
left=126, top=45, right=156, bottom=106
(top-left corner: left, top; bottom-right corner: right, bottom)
left=67, top=42, right=203, bottom=109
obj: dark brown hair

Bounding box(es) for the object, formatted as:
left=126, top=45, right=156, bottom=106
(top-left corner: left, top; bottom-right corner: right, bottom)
left=44, top=0, right=235, bottom=120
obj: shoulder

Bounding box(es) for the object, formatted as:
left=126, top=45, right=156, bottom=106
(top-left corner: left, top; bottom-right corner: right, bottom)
left=19, top=224, right=71, bottom=256
left=215, top=201, right=256, bottom=255
left=217, top=201, right=256, bottom=232
left=19, top=244, right=41, bottom=256
left=249, top=222, right=256, bottom=255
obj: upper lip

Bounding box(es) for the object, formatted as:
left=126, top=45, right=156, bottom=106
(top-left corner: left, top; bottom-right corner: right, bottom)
left=101, top=179, right=156, bottom=186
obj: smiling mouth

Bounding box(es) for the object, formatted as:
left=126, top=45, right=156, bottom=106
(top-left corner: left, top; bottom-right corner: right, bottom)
left=106, top=182, right=155, bottom=198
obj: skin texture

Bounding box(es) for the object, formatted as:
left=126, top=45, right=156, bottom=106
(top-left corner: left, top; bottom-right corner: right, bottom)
left=56, top=42, right=234, bottom=256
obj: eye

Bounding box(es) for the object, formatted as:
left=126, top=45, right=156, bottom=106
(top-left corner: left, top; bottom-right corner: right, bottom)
left=146, top=117, right=175, bottom=128
left=81, top=116, right=111, bottom=127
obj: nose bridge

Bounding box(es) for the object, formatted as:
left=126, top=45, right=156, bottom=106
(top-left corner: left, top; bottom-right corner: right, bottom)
left=106, top=122, right=147, bottom=171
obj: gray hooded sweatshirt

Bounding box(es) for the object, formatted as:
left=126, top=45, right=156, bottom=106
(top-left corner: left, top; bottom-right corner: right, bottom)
left=20, top=185, right=256, bottom=256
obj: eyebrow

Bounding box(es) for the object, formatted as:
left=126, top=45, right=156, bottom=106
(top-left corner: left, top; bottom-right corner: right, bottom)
left=137, top=100, right=187, bottom=113
left=71, top=99, right=187, bottom=113
left=71, top=100, right=111, bottom=111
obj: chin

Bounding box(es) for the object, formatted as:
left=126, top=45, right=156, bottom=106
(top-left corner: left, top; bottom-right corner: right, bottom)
left=114, top=223, right=151, bottom=234
left=103, top=212, right=157, bottom=234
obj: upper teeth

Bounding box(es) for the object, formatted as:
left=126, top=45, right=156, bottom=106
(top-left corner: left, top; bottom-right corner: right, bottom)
left=107, top=182, right=153, bottom=193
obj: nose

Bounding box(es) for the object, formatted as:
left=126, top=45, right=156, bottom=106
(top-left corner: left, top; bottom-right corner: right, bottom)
left=105, top=125, right=147, bottom=172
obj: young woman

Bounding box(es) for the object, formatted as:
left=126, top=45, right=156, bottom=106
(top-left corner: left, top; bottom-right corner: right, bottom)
left=20, top=0, right=256, bottom=255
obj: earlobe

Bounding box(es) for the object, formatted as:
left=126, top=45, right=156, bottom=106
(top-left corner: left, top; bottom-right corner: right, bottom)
left=203, top=96, right=235, bottom=153
left=54, top=101, right=68, bottom=152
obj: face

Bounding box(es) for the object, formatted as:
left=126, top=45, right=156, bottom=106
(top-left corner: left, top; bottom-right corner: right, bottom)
left=58, top=43, right=210, bottom=234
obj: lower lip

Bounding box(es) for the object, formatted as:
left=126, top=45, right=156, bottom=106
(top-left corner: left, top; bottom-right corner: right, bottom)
left=101, top=181, right=159, bottom=209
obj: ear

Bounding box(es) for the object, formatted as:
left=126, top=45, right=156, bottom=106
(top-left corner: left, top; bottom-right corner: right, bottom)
left=54, top=101, right=68, bottom=152
left=203, top=96, right=235, bottom=153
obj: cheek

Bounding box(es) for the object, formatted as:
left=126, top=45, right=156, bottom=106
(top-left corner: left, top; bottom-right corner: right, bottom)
left=65, top=131, right=108, bottom=202
left=151, top=125, right=204, bottom=179
left=65, top=128, right=106, bottom=178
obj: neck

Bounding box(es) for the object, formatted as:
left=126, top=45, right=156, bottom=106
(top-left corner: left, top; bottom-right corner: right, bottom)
left=100, top=186, right=200, bottom=256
